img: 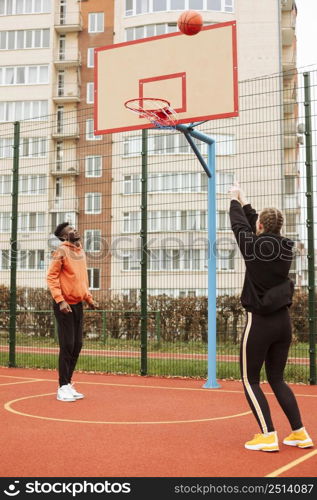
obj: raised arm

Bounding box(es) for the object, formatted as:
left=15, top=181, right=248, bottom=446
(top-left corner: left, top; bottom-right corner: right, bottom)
left=242, top=204, right=258, bottom=234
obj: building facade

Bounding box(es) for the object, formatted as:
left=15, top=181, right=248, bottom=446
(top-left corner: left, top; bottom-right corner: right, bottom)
left=0, top=0, right=301, bottom=299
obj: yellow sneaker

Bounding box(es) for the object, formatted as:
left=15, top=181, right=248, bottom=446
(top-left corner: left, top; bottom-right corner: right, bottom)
left=283, top=428, right=314, bottom=449
left=245, top=432, right=279, bottom=452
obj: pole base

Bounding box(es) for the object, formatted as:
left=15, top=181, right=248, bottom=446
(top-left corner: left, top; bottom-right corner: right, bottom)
left=203, top=378, right=221, bottom=389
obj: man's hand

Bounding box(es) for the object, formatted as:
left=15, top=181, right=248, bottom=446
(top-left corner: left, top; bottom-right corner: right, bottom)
left=87, top=300, right=99, bottom=310
left=59, top=300, right=72, bottom=314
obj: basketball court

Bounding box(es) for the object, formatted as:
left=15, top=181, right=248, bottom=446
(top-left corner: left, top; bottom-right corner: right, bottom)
left=0, top=367, right=316, bottom=477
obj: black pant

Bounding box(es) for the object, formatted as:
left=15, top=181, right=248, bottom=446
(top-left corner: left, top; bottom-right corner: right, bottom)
left=53, top=301, right=83, bottom=387
left=240, top=308, right=303, bottom=434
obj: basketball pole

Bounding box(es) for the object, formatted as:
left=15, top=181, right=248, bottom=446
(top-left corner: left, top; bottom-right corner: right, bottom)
left=176, top=124, right=220, bottom=389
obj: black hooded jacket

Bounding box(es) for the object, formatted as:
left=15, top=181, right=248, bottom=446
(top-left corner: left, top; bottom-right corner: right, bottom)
left=229, top=200, right=295, bottom=315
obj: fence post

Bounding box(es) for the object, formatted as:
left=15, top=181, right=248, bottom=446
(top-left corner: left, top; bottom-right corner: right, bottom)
left=303, top=72, right=316, bottom=385
left=53, top=314, right=58, bottom=343
left=140, top=129, right=148, bottom=375
left=9, top=121, right=20, bottom=368
left=102, top=310, right=107, bottom=345
left=155, top=310, right=161, bottom=346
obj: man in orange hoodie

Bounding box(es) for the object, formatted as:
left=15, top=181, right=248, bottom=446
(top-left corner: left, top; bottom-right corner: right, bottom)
left=47, top=222, right=98, bottom=402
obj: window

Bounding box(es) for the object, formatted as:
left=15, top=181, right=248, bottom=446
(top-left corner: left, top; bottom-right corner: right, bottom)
left=123, top=175, right=140, bottom=195
left=125, top=0, right=133, bottom=15
left=123, top=212, right=141, bottom=233
left=56, top=141, right=63, bottom=170
left=88, top=13, right=104, bottom=33
left=55, top=177, right=62, bottom=198
left=123, top=248, right=208, bottom=272
left=0, top=65, right=49, bottom=85
left=87, top=48, right=95, bottom=68
left=217, top=172, right=234, bottom=194
left=217, top=249, right=234, bottom=270
left=0, top=249, right=10, bottom=270
left=217, top=210, right=230, bottom=230
left=0, top=212, right=10, bottom=232
left=189, top=0, right=203, bottom=9
left=124, top=0, right=233, bottom=16
left=85, top=156, right=102, bottom=177
left=17, top=249, right=45, bottom=270
left=123, top=172, right=208, bottom=194
left=86, top=119, right=102, bottom=140
left=0, top=175, right=11, bottom=194
left=123, top=136, right=142, bottom=156
left=153, top=0, right=167, bottom=11
left=58, top=34, right=65, bottom=60
left=171, top=0, right=185, bottom=8
left=208, top=0, right=221, bottom=9
left=0, top=100, right=48, bottom=122
left=136, top=0, right=149, bottom=14
left=0, top=29, right=50, bottom=50
left=57, top=71, right=64, bottom=96
left=125, top=23, right=177, bottom=41
left=85, top=230, right=101, bottom=252
left=19, top=175, right=46, bottom=195
left=122, top=133, right=236, bottom=156
left=87, top=268, right=100, bottom=289
left=123, top=250, right=141, bottom=271
left=20, top=137, right=47, bottom=157
left=85, top=193, right=101, bottom=214
left=0, top=0, right=51, bottom=16
left=18, top=212, right=45, bottom=232
left=86, top=82, right=94, bottom=104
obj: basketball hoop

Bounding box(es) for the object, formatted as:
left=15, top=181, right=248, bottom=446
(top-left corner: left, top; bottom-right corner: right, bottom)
left=124, top=98, right=177, bottom=129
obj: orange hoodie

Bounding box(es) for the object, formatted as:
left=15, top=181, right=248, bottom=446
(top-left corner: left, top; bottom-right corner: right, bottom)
left=46, top=241, right=93, bottom=305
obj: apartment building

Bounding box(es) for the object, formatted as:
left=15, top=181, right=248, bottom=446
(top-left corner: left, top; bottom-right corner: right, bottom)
left=108, top=0, right=301, bottom=299
left=76, top=0, right=114, bottom=296
left=0, top=0, right=114, bottom=294
left=0, top=0, right=54, bottom=290
left=0, top=0, right=301, bottom=299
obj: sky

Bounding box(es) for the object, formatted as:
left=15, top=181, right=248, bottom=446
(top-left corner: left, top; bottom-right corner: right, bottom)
left=295, top=0, right=317, bottom=69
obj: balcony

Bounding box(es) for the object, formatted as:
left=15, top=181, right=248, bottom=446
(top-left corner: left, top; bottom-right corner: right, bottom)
left=53, top=83, right=80, bottom=104
left=281, top=0, right=295, bottom=12
left=282, top=27, right=295, bottom=46
left=54, top=50, right=81, bottom=69
left=54, top=12, right=82, bottom=33
left=52, top=124, right=80, bottom=140
left=284, top=195, right=299, bottom=211
left=50, top=160, right=79, bottom=176
left=283, top=65, right=297, bottom=81
left=283, top=134, right=298, bottom=149
left=49, top=197, right=79, bottom=212
left=284, top=119, right=297, bottom=135
left=283, top=99, right=296, bottom=115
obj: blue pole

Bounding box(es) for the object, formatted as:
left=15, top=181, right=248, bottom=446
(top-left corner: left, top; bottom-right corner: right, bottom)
left=204, top=141, right=220, bottom=388
left=175, top=124, right=220, bottom=389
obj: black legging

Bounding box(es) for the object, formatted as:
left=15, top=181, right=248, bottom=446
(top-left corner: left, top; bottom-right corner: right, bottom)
left=53, top=301, right=83, bottom=387
left=240, top=307, right=303, bottom=433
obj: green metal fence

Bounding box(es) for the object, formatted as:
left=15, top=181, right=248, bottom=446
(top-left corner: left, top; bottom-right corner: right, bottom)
left=0, top=68, right=316, bottom=383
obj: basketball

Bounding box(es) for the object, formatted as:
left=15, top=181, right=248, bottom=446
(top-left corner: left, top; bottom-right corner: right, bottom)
left=177, top=10, right=203, bottom=36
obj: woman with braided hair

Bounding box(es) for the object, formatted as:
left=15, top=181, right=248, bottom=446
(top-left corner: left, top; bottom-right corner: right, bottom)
left=229, top=182, right=313, bottom=452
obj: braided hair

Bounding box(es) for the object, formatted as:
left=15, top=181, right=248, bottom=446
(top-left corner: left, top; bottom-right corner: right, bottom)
left=258, top=208, right=284, bottom=235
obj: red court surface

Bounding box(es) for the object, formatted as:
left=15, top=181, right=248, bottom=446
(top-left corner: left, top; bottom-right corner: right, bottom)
left=0, top=366, right=316, bottom=478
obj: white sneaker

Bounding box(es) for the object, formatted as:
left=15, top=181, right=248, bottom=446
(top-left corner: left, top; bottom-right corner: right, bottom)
left=68, top=383, right=84, bottom=399
left=57, top=384, right=76, bottom=402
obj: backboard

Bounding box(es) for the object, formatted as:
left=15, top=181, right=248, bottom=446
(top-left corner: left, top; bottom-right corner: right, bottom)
left=94, top=21, right=238, bottom=135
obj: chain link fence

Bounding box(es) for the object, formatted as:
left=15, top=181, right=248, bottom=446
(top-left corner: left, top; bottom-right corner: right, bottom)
left=0, top=68, right=316, bottom=383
